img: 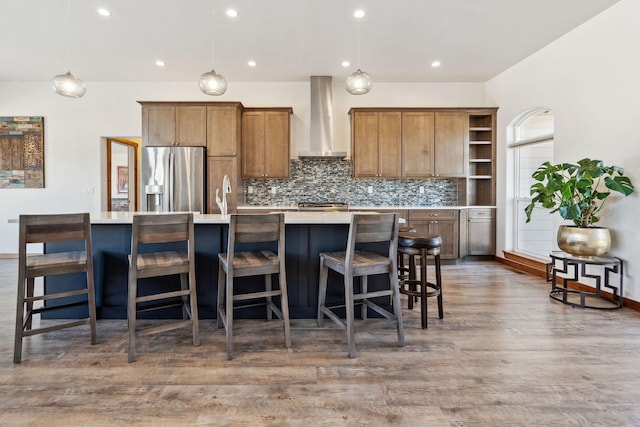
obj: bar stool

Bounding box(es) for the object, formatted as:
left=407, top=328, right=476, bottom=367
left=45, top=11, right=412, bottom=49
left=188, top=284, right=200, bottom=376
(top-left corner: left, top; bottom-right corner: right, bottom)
left=14, top=213, right=97, bottom=363
left=397, top=231, right=443, bottom=329
left=128, top=213, right=199, bottom=362
left=217, top=213, right=291, bottom=360
left=397, top=227, right=416, bottom=282
left=317, top=213, right=404, bottom=358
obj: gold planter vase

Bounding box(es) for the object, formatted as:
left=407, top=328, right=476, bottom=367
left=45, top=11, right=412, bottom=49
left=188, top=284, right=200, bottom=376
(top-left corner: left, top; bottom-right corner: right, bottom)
left=557, top=225, right=611, bottom=257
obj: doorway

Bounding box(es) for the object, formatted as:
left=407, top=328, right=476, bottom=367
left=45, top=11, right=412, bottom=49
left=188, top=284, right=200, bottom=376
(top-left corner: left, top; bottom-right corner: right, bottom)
left=106, top=138, right=140, bottom=211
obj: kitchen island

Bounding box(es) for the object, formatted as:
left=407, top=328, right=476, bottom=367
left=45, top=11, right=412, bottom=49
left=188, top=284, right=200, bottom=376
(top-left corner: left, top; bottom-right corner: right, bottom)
left=46, top=211, right=394, bottom=320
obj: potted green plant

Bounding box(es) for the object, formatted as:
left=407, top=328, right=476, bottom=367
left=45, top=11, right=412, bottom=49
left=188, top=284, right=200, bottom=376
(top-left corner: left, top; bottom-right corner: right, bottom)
left=524, top=158, right=635, bottom=256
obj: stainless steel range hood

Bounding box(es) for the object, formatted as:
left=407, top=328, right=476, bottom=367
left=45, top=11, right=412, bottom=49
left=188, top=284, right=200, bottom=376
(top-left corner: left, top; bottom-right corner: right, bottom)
left=298, top=76, right=347, bottom=159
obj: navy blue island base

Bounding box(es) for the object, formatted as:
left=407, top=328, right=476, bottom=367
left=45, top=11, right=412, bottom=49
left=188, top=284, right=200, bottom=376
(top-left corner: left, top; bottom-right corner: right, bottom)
left=45, top=215, right=394, bottom=320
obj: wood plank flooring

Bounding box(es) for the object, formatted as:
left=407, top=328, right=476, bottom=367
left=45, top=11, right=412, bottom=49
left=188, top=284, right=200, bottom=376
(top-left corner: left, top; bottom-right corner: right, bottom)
left=1, top=258, right=639, bottom=426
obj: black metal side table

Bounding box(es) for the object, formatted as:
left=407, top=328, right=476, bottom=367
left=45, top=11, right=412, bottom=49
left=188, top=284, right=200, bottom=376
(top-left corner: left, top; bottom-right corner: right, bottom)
left=546, top=251, right=623, bottom=309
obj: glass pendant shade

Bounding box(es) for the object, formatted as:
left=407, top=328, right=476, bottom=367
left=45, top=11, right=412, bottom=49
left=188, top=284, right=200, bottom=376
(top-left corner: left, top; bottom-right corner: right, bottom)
left=199, top=69, right=227, bottom=96
left=52, top=71, right=86, bottom=98
left=345, top=69, right=372, bottom=95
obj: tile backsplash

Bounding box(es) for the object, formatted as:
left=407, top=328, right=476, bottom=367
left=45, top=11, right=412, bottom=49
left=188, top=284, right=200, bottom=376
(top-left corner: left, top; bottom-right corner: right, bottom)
left=243, top=159, right=459, bottom=206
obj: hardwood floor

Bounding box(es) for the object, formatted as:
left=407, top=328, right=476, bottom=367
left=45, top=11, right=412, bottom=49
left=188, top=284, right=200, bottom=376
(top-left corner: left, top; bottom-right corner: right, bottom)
left=2, top=258, right=639, bottom=426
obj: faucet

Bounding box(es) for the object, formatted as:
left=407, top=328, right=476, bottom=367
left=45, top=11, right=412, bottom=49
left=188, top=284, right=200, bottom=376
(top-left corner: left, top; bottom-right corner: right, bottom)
left=216, top=175, right=232, bottom=216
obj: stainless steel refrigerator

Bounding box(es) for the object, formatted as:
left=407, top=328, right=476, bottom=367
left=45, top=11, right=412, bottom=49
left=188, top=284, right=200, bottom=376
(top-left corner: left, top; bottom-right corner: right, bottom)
left=141, top=146, right=206, bottom=213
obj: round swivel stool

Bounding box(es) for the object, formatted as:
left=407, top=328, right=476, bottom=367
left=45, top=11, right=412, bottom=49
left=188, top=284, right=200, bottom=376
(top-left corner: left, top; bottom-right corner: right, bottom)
left=397, top=232, right=443, bottom=329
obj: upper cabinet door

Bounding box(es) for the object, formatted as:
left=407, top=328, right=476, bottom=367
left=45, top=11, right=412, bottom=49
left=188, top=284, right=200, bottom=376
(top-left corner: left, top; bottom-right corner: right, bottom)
left=176, top=106, right=206, bottom=146
left=352, top=112, right=380, bottom=177
left=264, top=111, right=290, bottom=178
left=242, top=111, right=266, bottom=178
left=401, top=112, right=435, bottom=178
left=142, top=105, right=176, bottom=146
left=377, top=112, right=402, bottom=178
left=207, top=105, right=239, bottom=156
left=434, top=112, right=467, bottom=177
left=241, top=108, right=291, bottom=179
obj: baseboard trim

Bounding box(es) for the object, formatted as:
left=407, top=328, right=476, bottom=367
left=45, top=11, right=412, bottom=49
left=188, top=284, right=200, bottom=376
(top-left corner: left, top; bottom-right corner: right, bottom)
left=496, top=252, right=547, bottom=279
left=496, top=252, right=639, bottom=312
left=0, top=254, right=18, bottom=259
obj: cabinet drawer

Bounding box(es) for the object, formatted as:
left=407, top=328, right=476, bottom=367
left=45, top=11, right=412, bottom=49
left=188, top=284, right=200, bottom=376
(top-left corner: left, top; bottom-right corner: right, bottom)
left=468, top=208, right=494, bottom=219
left=409, top=209, right=458, bottom=221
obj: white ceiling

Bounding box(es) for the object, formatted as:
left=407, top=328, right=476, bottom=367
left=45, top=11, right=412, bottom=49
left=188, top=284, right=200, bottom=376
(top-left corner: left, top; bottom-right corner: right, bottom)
left=0, top=0, right=621, bottom=84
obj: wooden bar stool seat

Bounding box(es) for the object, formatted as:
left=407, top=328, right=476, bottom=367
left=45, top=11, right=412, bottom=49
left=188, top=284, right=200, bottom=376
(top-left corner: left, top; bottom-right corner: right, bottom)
left=317, top=213, right=405, bottom=358
left=217, top=213, right=291, bottom=360
left=14, top=213, right=97, bottom=363
left=128, top=213, right=200, bottom=362
left=397, top=231, right=443, bottom=329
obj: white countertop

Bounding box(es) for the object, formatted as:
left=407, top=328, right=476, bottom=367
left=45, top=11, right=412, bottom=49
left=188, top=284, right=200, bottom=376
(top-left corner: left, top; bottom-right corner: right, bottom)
left=9, top=208, right=492, bottom=225
left=89, top=211, right=396, bottom=225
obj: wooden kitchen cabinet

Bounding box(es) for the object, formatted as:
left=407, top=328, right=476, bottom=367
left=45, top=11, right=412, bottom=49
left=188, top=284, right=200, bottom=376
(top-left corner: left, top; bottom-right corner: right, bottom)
left=207, top=105, right=241, bottom=156
left=176, top=106, right=206, bottom=146
left=401, top=111, right=467, bottom=178
left=401, top=112, right=435, bottom=177
left=141, top=102, right=244, bottom=149
left=207, top=157, right=238, bottom=214
left=141, top=104, right=175, bottom=146
left=351, top=108, right=468, bottom=179
left=352, top=111, right=401, bottom=177
left=242, top=108, right=292, bottom=179
left=467, top=208, right=496, bottom=255
left=434, top=112, right=467, bottom=177
left=141, top=104, right=206, bottom=146
left=408, top=210, right=459, bottom=259
left=459, top=208, right=469, bottom=258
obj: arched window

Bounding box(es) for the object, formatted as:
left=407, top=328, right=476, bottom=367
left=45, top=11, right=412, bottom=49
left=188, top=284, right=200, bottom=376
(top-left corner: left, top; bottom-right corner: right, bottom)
left=510, top=108, right=554, bottom=258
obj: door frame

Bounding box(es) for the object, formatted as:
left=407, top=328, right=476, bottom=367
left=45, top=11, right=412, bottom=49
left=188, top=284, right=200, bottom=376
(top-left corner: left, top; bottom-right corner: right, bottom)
left=106, top=138, right=139, bottom=211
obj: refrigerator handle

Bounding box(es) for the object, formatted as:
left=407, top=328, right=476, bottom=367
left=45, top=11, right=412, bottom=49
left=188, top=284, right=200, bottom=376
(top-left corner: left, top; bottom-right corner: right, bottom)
left=169, top=151, right=175, bottom=211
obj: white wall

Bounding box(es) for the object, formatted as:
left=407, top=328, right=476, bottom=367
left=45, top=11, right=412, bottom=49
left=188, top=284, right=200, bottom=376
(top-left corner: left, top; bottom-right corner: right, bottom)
left=486, top=0, right=640, bottom=301
left=0, top=80, right=486, bottom=254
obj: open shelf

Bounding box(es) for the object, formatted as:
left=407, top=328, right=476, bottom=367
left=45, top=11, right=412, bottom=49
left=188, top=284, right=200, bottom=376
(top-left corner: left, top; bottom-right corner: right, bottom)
left=467, top=112, right=496, bottom=206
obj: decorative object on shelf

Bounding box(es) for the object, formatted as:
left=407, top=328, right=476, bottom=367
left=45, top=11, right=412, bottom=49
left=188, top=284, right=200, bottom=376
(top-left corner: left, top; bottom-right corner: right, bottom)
left=525, top=158, right=635, bottom=256
left=53, top=0, right=85, bottom=98
left=215, top=174, right=232, bottom=216
left=345, top=9, right=372, bottom=95
left=199, top=7, right=227, bottom=96
left=0, top=116, right=44, bottom=188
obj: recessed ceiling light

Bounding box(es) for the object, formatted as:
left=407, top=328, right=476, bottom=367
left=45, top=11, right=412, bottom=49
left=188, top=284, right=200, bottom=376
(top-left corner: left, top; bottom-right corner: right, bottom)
left=341, top=61, right=350, bottom=68
left=226, top=9, right=238, bottom=18
left=431, top=61, right=441, bottom=68
left=354, top=9, right=365, bottom=18
left=155, top=60, right=166, bottom=67
left=97, top=8, right=111, bottom=17
left=248, top=60, right=257, bottom=67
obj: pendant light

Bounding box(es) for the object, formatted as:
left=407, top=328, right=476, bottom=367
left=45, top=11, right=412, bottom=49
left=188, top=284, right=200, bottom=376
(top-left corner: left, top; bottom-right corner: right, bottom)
left=346, top=10, right=372, bottom=95
left=53, top=0, right=86, bottom=98
left=199, top=7, right=227, bottom=96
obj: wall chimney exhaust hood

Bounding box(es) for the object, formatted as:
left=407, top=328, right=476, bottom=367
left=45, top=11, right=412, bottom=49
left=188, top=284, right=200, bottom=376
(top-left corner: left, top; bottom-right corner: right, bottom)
left=299, top=76, right=346, bottom=159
